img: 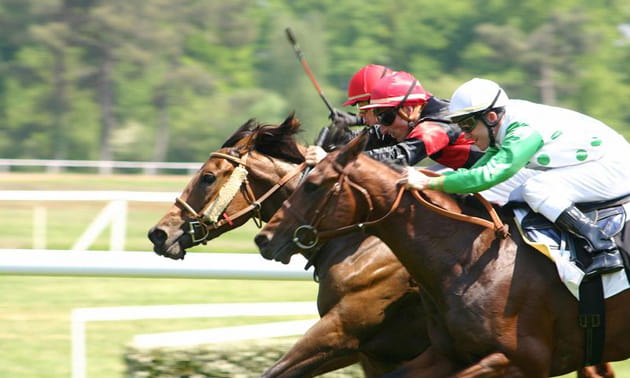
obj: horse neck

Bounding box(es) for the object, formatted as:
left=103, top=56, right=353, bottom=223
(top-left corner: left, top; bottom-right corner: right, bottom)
left=350, top=157, right=493, bottom=297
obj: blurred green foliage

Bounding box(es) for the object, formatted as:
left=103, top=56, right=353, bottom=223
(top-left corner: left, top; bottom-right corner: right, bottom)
left=1, top=0, right=629, bottom=162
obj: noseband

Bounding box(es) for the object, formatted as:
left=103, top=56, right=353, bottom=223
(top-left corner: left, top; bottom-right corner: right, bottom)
left=176, top=151, right=306, bottom=244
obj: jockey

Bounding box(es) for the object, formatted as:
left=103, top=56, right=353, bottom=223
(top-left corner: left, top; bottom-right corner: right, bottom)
left=332, top=63, right=396, bottom=127
left=306, top=64, right=397, bottom=163
left=400, top=77, right=630, bottom=279
left=307, top=69, right=483, bottom=169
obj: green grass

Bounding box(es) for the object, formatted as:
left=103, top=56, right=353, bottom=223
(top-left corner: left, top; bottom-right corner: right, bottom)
left=0, top=276, right=318, bottom=378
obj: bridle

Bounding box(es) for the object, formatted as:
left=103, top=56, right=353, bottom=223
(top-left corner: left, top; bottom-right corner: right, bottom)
left=286, top=161, right=508, bottom=250
left=176, top=151, right=307, bottom=244
left=284, top=159, right=406, bottom=250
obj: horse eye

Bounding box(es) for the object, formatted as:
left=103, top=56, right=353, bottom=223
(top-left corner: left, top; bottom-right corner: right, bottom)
left=304, top=181, right=318, bottom=193
left=201, top=173, right=216, bottom=185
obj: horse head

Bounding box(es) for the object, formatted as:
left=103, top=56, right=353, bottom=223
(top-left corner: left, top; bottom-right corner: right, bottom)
left=148, top=113, right=306, bottom=259
left=255, top=130, right=394, bottom=264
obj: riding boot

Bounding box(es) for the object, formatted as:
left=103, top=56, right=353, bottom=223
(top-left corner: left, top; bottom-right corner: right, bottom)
left=555, top=205, right=623, bottom=280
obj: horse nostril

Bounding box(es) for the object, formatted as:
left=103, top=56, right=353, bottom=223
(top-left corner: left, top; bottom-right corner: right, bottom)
left=254, top=233, right=269, bottom=250
left=148, top=227, right=168, bottom=246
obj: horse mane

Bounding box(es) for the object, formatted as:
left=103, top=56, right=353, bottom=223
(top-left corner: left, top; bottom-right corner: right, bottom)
left=221, top=113, right=305, bottom=164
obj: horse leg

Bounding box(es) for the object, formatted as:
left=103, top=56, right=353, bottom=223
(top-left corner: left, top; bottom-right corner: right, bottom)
left=450, top=353, right=510, bottom=378
left=379, top=346, right=461, bottom=378
left=259, top=312, right=360, bottom=378
left=381, top=349, right=509, bottom=378
left=577, top=363, right=615, bottom=378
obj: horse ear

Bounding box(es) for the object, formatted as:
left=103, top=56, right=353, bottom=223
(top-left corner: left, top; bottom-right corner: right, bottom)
left=335, top=128, right=369, bottom=167
left=222, top=118, right=258, bottom=148
left=280, top=112, right=301, bottom=135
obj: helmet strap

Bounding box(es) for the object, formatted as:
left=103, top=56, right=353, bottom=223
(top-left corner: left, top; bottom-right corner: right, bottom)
left=398, top=105, right=421, bottom=122
left=487, top=125, right=497, bottom=148
left=397, top=107, right=410, bottom=122
left=480, top=109, right=504, bottom=148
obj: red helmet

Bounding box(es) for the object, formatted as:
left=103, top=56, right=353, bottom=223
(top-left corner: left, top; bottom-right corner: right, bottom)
left=360, top=71, right=431, bottom=110
left=342, top=64, right=394, bottom=106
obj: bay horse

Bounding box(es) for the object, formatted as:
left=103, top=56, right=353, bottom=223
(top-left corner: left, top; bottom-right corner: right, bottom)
left=147, top=114, right=430, bottom=377
left=254, top=130, right=626, bottom=377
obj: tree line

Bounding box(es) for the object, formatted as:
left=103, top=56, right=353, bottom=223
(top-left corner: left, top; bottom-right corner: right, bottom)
left=1, top=0, right=629, bottom=163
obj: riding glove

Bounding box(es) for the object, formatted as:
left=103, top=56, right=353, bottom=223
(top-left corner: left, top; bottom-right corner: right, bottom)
left=329, top=109, right=364, bottom=128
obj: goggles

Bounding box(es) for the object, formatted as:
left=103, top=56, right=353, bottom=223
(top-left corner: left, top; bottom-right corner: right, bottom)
left=374, top=79, right=418, bottom=127
left=450, top=89, right=503, bottom=133
left=374, top=107, right=399, bottom=126
left=453, top=114, right=478, bottom=133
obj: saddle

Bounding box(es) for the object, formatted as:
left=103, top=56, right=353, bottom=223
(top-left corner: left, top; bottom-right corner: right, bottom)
left=509, top=194, right=630, bottom=299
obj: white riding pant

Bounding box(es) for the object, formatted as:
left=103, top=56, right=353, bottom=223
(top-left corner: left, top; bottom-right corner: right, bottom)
left=480, top=168, right=539, bottom=206
left=492, top=150, right=630, bottom=221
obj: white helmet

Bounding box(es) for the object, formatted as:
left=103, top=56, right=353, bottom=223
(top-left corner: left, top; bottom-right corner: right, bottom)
left=447, top=78, right=509, bottom=121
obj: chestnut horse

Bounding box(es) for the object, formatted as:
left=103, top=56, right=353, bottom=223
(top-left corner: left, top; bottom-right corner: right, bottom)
left=148, top=114, right=430, bottom=377
left=255, top=131, right=626, bottom=377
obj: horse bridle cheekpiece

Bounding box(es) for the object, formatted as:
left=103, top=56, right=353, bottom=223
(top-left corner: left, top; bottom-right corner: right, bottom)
left=176, top=151, right=306, bottom=244
left=284, top=160, right=404, bottom=251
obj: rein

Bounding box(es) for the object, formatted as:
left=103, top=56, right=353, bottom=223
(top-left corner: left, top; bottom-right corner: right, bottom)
left=290, top=163, right=508, bottom=250
left=414, top=168, right=509, bottom=238
left=176, top=151, right=307, bottom=244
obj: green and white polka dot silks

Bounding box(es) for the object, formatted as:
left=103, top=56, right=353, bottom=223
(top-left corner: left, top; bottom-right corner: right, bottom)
left=496, top=100, right=625, bottom=170
left=436, top=98, right=630, bottom=196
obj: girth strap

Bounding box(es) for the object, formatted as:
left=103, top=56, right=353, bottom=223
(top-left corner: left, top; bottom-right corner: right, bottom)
left=578, top=277, right=606, bottom=366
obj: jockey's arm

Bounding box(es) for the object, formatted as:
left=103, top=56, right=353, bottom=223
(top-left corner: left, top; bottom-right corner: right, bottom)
left=428, top=123, right=544, bottom=193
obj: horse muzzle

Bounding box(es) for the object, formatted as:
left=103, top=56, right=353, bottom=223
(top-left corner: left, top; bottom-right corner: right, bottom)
left=147, top=225, right=188, bottom=260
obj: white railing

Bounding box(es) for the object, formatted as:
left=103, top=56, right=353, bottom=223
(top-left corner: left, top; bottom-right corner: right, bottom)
left=0, top=190, right=178, bottom=250
left=0, top=190, right=178, bottom=202
left=0, top=250, right=312, bottom=280
left=0, top=158, right=199, bottom=174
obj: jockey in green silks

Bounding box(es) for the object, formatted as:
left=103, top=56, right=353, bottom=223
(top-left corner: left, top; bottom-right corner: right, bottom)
left=400, top=78, right=630, bottom=280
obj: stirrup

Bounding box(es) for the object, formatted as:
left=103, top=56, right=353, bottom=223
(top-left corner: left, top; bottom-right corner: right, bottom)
left=582, top=251, right=624, bottom=281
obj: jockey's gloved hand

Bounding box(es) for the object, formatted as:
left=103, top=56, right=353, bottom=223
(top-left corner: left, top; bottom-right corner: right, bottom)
left=329, top=109, right=364, bottom=128
left=398, top=167, right=431, bottom=191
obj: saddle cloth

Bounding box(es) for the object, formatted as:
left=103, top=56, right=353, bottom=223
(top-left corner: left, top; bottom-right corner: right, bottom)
left=512, top=201, right=630, bottom=299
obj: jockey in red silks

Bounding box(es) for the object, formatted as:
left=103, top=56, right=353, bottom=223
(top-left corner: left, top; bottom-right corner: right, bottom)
left=307, top=67, right=483, bottom=172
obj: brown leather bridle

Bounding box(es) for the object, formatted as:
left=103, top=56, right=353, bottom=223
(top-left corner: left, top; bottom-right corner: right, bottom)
left=285, top=161, right=508, bottom=250
left=176, top=151, right=307, bottom=244
left=284, top=159, right=401, bottom=250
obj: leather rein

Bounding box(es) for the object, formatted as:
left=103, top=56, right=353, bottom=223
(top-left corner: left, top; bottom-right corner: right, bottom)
left=287, top=162, right=508, bottom=250
left=176, top=151, right=307, bottom=244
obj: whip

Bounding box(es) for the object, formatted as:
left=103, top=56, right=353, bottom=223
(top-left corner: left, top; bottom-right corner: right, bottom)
left=285, top=27, right=335, bottom=114
left=285, top=27, right=334, bottom=181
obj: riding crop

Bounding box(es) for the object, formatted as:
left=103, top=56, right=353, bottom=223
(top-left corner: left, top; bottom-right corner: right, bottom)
left=285, top=27, right=334, bottom=182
